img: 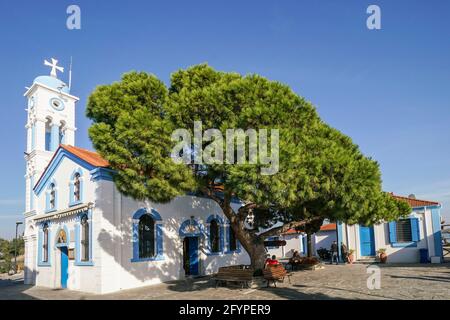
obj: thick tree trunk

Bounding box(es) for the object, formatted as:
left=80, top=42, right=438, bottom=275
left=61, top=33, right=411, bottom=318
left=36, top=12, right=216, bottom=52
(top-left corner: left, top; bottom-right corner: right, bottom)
left=307, top=233, right=313, bottom=258
left=247, top=241, right=267, bottom=271
left=230, top=221, right=267, bottom=270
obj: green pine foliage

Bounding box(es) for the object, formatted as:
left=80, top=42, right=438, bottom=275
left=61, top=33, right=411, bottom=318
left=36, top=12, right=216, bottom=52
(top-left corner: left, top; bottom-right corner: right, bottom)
left=86, top=64, right=411, bottom=268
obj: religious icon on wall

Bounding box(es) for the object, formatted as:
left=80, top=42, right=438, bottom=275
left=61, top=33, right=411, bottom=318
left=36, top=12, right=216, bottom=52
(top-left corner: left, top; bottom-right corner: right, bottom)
left=57, top=229, right=67, bottom=244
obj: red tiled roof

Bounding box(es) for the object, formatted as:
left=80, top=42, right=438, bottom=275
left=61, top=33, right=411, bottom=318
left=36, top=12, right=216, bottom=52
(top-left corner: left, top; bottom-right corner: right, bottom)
left=283, top=223, right=336, bottom=235
left=61, top=145, right=109, bottom=167
left=390, top=193, right=439, bottom=208
left=320, top=223, right=336, bottom=231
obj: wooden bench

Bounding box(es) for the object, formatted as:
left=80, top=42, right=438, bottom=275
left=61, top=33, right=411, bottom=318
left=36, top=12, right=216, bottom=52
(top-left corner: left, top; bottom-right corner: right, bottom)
left=214, top=265, right=254, bottom=289
left=263, top=264, right=292, bottom=287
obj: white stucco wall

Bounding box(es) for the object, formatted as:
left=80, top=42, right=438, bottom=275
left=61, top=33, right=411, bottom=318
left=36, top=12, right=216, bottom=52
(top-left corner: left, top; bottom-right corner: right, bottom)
left=314, top=230, right=337, bottom=254
left=95, top=183, right=250, bottom=294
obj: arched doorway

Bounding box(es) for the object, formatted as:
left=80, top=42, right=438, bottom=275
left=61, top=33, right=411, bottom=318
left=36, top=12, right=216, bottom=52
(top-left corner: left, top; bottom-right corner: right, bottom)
left=55, top=226, right=69, bottom=289
left=179, top=218, right=204, bottom=277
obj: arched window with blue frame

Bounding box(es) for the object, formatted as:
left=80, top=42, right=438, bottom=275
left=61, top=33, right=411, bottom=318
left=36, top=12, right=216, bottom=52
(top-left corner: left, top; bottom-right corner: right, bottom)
left=45, top=179, right=58, bottom=213
left=75, top=210, right=93, bottom=266
left=131, top=208, right=164, bottom=262
left=206, top=215, right=224, bottom=255
left=69, top=168, right=83, bottom=206
left=38, top=222, right=51, bottom=266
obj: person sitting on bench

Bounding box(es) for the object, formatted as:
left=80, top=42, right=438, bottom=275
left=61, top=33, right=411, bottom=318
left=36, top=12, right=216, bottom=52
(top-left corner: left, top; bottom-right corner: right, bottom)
left=265, top=255, right=280, bottom=268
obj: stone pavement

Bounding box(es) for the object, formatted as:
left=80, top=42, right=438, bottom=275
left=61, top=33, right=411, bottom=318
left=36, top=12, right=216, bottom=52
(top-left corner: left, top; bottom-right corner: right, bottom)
left=0, top=264, right=449, bottom=300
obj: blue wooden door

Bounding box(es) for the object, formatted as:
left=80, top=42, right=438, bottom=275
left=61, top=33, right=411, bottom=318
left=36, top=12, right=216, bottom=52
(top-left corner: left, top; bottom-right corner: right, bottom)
left=359, top=226, right=375, bottom=256
left=188, top=237, right=199, bottom=276
left=60, top=247, right=69, bottom=289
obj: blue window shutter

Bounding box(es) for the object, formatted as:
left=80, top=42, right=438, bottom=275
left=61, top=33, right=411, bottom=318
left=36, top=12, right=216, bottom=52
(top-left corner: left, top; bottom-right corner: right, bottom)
left=411, top=218, right=420, bottom=242
left=388, top=222, right=397, bottom=243
left=156, top=224, right=164, bottom=257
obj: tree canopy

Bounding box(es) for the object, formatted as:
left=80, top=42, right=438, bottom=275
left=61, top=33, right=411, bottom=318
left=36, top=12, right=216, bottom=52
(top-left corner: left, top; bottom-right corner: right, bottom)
left=87, top=64, right=411, bottom=268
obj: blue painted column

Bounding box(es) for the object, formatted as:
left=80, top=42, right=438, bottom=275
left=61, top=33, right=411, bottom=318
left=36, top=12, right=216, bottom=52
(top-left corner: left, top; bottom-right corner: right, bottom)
left=50, top=124, right=60, bottom=151
left=337, top=221, right=343, bottom=262
left=431, top=207, right=443, bottom=262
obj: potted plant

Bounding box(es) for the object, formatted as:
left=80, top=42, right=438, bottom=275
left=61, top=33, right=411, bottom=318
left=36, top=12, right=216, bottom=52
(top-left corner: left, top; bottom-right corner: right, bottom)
left=347, top=249, right=355, bottom=264
left=377, top=248, right=387, bottom=263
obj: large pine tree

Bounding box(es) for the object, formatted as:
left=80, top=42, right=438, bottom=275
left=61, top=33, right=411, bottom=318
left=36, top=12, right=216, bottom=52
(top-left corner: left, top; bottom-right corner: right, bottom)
left=86, top=64, right=410, bottom=269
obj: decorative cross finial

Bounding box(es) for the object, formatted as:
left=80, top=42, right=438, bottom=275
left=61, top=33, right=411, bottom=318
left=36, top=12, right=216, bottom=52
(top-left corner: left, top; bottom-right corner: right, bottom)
left=44, top=58, right=64, bottom=78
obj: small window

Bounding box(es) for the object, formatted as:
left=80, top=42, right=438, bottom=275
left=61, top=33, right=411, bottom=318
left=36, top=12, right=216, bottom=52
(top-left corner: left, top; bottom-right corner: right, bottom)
left=49, top=183, right=56, bottom=209
left=80, top=215, right=89, bottom=261
left=73, top=173, right=81, bottom=202
left=43, top=224, right=49, bottom=263
left=396, top=219, right=413, bottom=243
left=210, top=220, right=220, bottom=253
left=139, top=215, right=155, bottom=258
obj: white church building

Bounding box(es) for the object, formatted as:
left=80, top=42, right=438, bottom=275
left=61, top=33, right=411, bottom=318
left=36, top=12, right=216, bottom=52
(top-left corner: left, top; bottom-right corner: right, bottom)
left=22, top=59, right=249, bottom=294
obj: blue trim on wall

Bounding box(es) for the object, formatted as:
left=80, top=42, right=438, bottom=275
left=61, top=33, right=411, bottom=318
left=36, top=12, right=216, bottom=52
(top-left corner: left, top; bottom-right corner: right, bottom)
left=206, top=214, right=224, bottom=225
left=179, top=218, right=205, bottom=238
left=391, top=242, right=417, bottom=248
left=431, top=208, right=443, bottom=261
left=74, top=210, right=94, bottom=266
left=69, top=168, right=84, bottom=207
left=131, top=208, right=164, bottom=262
left=205, top=215, right=225, bottom=255
left=34, top=147, right=97, bottom=195
left=90, top=167, right=115, bottom=182
left=132, top=208, right=163, bottom=221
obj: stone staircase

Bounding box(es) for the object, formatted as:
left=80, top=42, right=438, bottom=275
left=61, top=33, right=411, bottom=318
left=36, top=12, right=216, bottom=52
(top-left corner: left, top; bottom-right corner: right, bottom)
left=354, top=256, right=378, bottom=264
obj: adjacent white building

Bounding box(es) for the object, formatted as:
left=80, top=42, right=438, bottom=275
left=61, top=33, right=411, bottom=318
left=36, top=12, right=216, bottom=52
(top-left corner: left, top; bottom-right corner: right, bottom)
left=22, top=63, right=249, bottom=294
left=337, top=195, right=444, bottom=264
left=266, top=223, right=337, bottom=258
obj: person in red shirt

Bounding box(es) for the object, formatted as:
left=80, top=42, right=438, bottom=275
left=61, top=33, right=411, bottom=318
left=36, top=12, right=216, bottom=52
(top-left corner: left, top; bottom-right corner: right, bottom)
left=265, top=255, right=280, bottom=268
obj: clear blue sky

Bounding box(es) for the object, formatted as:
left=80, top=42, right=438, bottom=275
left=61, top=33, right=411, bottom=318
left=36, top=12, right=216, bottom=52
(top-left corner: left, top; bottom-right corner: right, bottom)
left=0, top=0, right=449, bottom=239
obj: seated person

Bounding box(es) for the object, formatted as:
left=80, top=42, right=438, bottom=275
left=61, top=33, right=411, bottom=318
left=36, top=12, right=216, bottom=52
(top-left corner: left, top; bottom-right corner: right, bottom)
left=265, top=255, right=280, bottom=268
left=290, top=250, right=302, bottom=264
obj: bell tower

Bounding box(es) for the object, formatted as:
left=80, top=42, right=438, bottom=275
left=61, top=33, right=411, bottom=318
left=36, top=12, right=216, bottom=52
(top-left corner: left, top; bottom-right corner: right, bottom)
left=24, top=58, right=79, bottom=216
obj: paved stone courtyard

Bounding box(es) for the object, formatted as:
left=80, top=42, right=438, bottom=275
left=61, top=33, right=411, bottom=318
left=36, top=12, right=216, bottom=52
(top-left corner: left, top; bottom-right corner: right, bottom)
left=1, top=264, right=449, bottom=300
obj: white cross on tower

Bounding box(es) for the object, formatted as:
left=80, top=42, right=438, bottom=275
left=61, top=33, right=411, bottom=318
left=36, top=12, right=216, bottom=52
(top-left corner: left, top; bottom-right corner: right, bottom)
left=44, top=58, right=64, bottom=78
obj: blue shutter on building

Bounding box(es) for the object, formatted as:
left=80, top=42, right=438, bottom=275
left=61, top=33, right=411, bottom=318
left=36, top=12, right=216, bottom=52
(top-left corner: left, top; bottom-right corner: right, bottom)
left=388, top=222, right=397, bottom=243
left=410, top=218, right=420, bottom=242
